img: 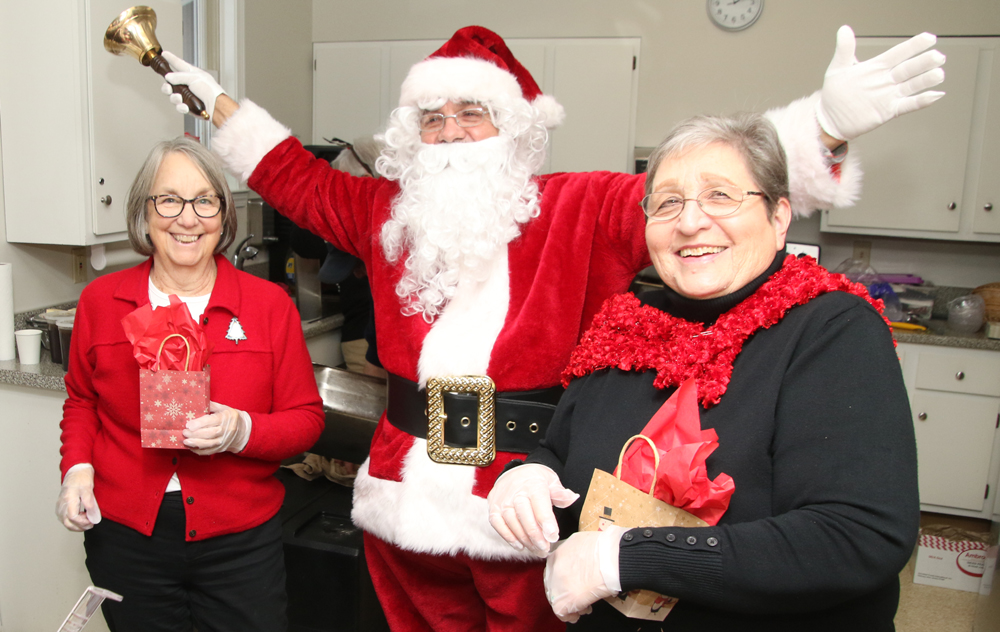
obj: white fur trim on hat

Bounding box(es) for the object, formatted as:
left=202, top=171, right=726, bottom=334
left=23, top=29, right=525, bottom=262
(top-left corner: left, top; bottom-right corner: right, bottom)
left=401, top=56, right=524, bottom=110
left=765, top=92, right=862, bottom=217
left=532, top=94, right=565, bottom=129
left=400, top=56, right=565, bottom=129
left=212, top=99, right=292, bottom=182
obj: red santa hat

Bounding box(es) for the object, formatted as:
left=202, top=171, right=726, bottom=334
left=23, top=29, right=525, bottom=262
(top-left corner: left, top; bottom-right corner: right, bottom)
left=399, top=26, right=565, bottom=129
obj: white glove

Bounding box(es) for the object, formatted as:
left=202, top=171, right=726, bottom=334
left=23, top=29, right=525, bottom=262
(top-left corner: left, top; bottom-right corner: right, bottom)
left=544, top=531, right=615, bottom=623
left=56, top=465, right=102, bottom=532
left=487, top=464, right=580, bottom=557
left=159, top=51, right=226, bottom=121
left=183, top=401, right=251, bottom=455
left=817, top=25, right=945, bottom=141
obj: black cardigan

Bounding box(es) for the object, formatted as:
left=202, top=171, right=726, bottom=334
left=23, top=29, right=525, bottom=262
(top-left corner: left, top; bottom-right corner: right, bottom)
left=526, top=260, right=918, bottom=632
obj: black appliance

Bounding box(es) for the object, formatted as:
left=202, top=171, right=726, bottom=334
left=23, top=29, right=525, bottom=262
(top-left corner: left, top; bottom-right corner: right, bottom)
left=278, top=470, right=387, bottom=632
left=278, top=367, right=389, bottom=632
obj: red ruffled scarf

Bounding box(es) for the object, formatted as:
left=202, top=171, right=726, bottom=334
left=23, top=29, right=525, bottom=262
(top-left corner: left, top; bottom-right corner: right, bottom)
left=562, top=255, right=890, bottom=408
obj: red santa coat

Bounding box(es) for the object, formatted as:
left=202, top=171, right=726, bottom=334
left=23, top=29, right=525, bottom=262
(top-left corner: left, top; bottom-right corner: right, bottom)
left=214, top=97, right=859, bottom=560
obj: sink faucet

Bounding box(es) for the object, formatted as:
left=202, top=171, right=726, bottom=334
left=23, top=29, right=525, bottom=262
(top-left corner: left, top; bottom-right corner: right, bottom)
left=233, top=234, right=259, bottom=271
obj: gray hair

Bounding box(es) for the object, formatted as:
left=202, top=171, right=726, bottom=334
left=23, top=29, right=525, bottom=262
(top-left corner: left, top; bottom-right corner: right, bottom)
left=644, top=112, right=789, bottom=218
left=125, top=136, right=237, bottom=256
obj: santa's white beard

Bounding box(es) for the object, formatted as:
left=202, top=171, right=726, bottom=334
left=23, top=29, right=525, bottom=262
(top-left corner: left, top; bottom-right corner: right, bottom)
left=380, top=135, right=539, bottom=321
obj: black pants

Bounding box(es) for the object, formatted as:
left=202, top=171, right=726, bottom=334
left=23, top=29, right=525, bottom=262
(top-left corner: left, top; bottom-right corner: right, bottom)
left=84, top=492, right=288, bottom=632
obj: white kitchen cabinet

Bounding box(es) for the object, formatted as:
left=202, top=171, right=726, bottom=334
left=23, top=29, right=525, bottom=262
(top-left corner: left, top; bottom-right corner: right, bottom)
left=821, top=37, right=1000, bottom=242
left=0, top=0, right=185, bottom=246
left=0, top=384, right=110, bottom=632
left=897, top=343, right=1000, bottom=518
left=312, top=37, right=640, bottom=175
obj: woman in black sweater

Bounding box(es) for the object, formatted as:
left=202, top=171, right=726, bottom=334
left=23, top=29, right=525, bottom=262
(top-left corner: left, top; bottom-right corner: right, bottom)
left=487, top=113, right=918, bottom=631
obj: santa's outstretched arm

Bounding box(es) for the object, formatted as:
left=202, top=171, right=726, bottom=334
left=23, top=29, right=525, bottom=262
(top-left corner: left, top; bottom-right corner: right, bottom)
left=766, top=25, right=945, bottom=217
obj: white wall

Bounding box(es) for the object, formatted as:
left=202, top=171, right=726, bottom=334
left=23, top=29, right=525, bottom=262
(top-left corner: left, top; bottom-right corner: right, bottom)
left=0, top=384, right=109, bottom=632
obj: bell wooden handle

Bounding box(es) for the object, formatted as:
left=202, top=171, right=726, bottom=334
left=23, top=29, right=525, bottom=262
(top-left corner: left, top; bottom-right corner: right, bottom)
left=148, top=54, right=209, bottom=120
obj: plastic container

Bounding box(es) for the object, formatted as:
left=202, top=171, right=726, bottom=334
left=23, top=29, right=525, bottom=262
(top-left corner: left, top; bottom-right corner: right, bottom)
left=48, top=315, right=75, bottom=365
left=947, top=295, right=986, bottom=334
left=57, top=319, right=75, bottom=372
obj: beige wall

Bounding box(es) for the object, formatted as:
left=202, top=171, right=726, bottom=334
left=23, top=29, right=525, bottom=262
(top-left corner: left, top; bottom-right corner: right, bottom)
left=244, top=0, right=313, bottom=141
left=310, top=0, right=1000, bottom=147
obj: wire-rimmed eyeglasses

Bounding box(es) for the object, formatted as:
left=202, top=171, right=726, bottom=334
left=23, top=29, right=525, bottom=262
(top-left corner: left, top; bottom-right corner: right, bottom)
left=640, top=186, right=764, bottom=222
left=418, top=107, right=490, bottom=133
left=148, top=194, right=224, bottom=219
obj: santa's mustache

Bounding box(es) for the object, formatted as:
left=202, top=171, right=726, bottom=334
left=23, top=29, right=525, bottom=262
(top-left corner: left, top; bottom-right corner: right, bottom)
left=412, top=136, right=512, bottom=176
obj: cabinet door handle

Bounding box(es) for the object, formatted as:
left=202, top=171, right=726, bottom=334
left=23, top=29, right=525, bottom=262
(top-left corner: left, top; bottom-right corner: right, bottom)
left=986, top=203, right=994, bottom=211
left=955, top=371, right=965, bottom=380
left=947, top=202, right=957, bottom=210
left=100, top=195, right=113, bottom=206
left=917, top=412, right=928, bottom=421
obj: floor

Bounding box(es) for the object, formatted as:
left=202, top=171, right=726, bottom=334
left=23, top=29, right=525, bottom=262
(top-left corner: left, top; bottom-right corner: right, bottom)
left=894, top=513, right=990, bottom=632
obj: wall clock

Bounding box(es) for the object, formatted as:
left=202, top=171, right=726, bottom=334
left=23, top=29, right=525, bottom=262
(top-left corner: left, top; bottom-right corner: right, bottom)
left=707, top=0, right=764, bottom=32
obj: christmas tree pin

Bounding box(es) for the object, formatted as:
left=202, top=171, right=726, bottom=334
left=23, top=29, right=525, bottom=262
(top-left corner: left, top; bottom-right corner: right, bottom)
left=225, top=317, right=247, bottom=344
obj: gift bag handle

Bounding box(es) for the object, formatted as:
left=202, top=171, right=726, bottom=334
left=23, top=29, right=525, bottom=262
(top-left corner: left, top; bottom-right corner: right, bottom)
left=617, top=434, right=660, bottom=497
left=155, top=333, right=192, bottom=372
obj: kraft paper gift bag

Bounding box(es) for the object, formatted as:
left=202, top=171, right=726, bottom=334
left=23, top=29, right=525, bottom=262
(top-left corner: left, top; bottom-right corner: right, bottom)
left=138, top=333, right=210, bottom=448
left=579, top=435, right=709, bottom=621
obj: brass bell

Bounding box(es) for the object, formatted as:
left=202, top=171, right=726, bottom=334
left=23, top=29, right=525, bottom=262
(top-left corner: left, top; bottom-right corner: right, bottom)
left=104, top=6, right=209, bottom=119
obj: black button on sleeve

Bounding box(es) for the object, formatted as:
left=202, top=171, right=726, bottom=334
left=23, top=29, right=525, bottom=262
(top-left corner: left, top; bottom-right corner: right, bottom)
left=202, top=316, right=209, bottom=325
left=686, top=536, right=698, bottom=545
left=189, top=530, right=197, bottom=538
left=707, top=537, right=719, bottom=547
left=666, top=533, right=676, bottom=542
left=623, top=532, right=634, bottom=542
left=186, top=496, right=194, bottom=505
left=642, top=529, right=653, bottom=538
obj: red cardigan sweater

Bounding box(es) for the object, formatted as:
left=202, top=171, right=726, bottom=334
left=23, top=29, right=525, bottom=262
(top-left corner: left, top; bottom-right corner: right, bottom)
left=60, top=255, right=324, bottom=541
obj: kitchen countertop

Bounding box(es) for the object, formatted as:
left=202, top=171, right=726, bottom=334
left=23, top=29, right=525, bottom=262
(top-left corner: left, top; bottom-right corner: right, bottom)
left=3, top=306, right=995, bottom=392
left=0, top=311, right=345, bottom=393
left=891, top=319, right=1000, bottom=352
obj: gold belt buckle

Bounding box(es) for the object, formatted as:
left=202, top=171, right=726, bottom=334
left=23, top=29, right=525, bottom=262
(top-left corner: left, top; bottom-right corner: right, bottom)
left=425, top=375, right=497, bottom=466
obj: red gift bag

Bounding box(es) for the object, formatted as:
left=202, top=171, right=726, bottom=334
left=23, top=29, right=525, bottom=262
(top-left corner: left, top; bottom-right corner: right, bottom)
left=138, top=333, right=210, bottom=448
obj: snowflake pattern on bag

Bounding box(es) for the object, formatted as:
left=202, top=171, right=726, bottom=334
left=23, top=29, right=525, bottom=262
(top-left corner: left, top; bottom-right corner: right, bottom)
left=139, top=367, right=210, bottom=448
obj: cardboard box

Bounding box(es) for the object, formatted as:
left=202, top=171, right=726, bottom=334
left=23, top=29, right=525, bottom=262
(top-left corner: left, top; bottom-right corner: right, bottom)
left=913, top=533, right=989, bottom=592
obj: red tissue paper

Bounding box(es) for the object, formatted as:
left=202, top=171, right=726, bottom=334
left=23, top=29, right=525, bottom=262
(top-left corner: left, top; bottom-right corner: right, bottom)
left=122, top=295, right=213, bottom=448
left=121, top=294, right=213, bottom=371
left=615, top=378, right=735, bottom=526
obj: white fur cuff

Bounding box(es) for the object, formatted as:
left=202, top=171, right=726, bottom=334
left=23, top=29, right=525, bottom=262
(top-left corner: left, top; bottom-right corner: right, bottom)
left=766, top=92, right=862, bottom=217
left=212, top=99, right=292, bottom=182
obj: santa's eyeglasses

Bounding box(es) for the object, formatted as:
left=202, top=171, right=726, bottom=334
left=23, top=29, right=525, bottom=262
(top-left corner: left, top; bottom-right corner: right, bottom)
left=419, top=107, right=490, bottom=133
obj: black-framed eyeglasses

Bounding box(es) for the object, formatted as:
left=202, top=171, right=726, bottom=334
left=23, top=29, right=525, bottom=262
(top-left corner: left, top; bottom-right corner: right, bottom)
left=148, top=194, right=224, bottom=219
left=418, top=107, right=490, bottom=133
left=640, top=186, right=764, bottom=222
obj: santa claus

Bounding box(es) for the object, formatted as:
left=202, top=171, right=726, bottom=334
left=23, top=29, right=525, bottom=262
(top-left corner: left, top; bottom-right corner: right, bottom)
left=160, top=25, right=944, bottom=631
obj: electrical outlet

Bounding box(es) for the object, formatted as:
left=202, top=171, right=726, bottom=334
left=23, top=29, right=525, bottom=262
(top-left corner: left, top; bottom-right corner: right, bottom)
left=852, top=240, right=871, bottom=266
left=71, top=247, right=87, bottom=284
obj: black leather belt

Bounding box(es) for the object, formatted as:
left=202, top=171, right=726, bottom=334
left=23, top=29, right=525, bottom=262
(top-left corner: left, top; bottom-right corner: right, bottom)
left=387, top=373, right=563, bottom=465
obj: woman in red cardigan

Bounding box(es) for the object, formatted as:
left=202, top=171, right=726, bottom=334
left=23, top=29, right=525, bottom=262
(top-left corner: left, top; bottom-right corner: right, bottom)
left=55, top=137, right=324, bottom=631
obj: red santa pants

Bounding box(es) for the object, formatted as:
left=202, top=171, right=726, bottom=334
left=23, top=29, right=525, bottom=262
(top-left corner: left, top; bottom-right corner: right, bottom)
left=364, top=532, right=564, bottom=632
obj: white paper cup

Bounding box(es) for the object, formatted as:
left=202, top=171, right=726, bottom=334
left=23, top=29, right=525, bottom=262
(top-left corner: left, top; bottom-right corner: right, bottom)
left=14, top=329, right=42, bottom=364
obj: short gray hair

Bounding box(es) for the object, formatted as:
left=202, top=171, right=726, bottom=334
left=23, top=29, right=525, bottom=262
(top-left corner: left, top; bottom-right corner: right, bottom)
left=644, top=112, right=789, bottom=218
left=125, top=137, right=237, bottom=256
